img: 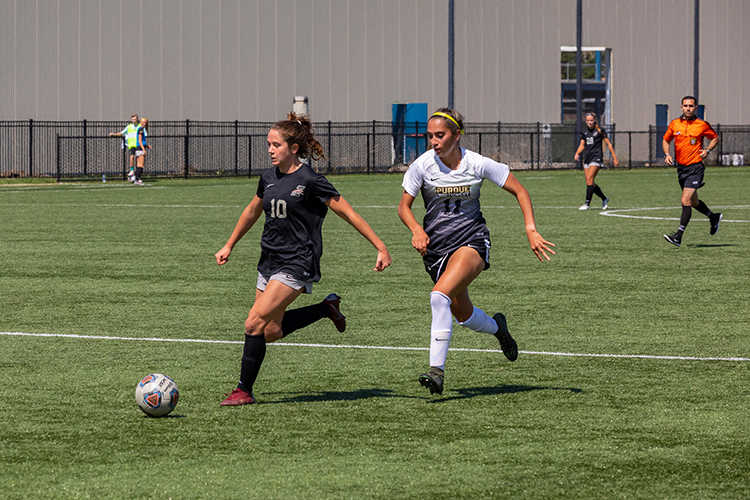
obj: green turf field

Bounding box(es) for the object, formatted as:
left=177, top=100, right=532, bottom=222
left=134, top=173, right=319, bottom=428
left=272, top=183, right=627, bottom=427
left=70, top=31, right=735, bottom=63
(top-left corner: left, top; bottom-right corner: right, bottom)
left=1, top=167, right=749, bottom=499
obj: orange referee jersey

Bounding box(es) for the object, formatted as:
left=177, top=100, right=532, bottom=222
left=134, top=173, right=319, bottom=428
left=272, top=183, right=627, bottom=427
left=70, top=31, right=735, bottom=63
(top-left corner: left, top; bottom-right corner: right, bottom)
left=663, top=116, right=717, bottom=166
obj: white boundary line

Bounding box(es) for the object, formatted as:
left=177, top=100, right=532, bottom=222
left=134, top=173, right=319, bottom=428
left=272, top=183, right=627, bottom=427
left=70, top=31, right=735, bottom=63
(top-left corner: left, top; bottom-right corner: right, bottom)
left=600, top=205, right=750, bottom=222
left=2, top=331, right=748, bottom=362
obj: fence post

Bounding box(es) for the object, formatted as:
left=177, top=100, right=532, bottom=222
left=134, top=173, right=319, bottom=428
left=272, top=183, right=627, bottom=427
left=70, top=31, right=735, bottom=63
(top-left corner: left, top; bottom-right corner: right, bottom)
left=184, top=119, right=190, bottom=179
left=372, top=120, right=376, bottom=171
left=536, top=122, right=541, bottom=170
left=248, top=135, right=253, bottom=178
left=56, top=133, right=60, bottom=182
left=29, top=119, right=34, bottom=177
left=327, top=121, right=332, bottom=172
left=628, top=131, right=632, bottom=169
left=234, top=119, right=239, bottom=175
left=83, top=119, right=88, bottom=175
left=478, top=132, right=482, bottom=156
left=717, top=124, right=722, bottom=166
left=366, top=128, right=371, bottom=175
left=529, top=132, right=534, bottom=171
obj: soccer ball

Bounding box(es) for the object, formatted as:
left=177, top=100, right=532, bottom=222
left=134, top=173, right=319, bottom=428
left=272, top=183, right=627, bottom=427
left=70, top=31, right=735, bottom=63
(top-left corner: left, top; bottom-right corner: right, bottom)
left=135, top=373, right=180, bottom=417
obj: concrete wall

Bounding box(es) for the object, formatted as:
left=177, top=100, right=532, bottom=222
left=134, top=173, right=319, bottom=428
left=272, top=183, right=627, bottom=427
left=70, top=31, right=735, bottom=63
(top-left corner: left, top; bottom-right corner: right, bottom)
left=0, top=0, right=747, bottom=129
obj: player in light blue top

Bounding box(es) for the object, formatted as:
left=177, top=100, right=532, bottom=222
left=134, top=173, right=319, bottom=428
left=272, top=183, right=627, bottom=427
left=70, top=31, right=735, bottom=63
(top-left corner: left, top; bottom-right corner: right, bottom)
left=398, top=108, right=555, bottom=395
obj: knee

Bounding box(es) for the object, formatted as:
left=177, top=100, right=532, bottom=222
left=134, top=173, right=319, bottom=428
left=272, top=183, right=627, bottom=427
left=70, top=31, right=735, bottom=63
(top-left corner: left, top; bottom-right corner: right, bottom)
left=244, top=313, right=267, bottom=337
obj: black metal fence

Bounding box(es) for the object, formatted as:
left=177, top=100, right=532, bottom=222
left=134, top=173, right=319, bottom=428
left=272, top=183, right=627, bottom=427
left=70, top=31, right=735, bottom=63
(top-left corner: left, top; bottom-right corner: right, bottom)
left=1, top=120, right=748, bottom=181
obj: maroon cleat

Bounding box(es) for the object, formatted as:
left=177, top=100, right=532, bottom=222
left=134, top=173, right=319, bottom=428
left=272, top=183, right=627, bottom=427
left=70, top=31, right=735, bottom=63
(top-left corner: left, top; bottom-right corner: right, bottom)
left=220, top=388, right=255, bottom=406
left=323, top=293, right=346, bottom=332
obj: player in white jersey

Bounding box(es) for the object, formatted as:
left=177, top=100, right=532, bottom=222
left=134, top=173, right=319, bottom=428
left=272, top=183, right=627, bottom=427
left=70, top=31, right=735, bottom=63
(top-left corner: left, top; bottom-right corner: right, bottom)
left=398, top=108, right=555, bottom=395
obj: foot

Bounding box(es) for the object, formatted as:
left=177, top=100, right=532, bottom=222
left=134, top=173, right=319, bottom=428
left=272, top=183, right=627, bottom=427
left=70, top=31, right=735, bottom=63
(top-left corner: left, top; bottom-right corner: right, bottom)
left=419, top=367, right=444, bottom=395
left=323, top=293, right=346, bottom=332
left=709, top=212, right=723, bottom=235
left=493, top=313, right=518, bottom=361
left=663, top=233, right=681, bottom=247
left=601, top=196, right=609, bottom=210
left=220, top=388, right=255, bottom=406
left=579, top=203, right=590, bottom=211
left=134, top=179, right=144, bottom=186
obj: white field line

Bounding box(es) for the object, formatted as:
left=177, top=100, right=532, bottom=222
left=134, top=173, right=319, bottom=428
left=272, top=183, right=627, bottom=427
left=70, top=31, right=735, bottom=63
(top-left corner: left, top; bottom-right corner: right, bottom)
left=600, top=205, right=750, bottom=222
left=2, top=331, right=748, bottom=362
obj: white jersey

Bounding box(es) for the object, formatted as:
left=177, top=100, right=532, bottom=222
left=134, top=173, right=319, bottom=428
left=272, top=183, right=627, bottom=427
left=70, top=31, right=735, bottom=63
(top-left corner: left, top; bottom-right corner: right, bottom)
left=402, top=148, right=510, bottom=257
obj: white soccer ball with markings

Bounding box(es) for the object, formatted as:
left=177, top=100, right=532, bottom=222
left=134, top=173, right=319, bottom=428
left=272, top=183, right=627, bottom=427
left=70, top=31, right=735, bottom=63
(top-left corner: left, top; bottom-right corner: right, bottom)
left=135, top=373, right=180, bottom=417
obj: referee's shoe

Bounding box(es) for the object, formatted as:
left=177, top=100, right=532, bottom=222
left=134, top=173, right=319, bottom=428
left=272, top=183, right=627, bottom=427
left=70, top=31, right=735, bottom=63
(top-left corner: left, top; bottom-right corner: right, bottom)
left=710, top=212, right=723, bottom=236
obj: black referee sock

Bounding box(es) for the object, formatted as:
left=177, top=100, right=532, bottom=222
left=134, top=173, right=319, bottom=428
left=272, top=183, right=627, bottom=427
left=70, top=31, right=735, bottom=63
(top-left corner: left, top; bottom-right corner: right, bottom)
left=694, top=200, right=712, bottom=217
left=676, top=205, right=693, bottom=237
left=134, top=167, right=143, bottom=180
left=281, top=303, right=329, bottom=338
left=238, top=334, right=266, bottom=393
left=585, top=185, right=595, bottom=204
left=593, top=184, right=606, bottom=200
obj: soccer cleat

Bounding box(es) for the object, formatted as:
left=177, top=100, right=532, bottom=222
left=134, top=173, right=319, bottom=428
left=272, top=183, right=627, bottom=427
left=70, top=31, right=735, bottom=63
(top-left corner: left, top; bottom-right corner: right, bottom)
left=602, top=196, right=609, bottom=210
left=220, top=388, right=255, bottom=406
left=579, top=203, right=590, bottom=211
left=709, top=212, right=722, bottom=236
left=134, top=179, right=144, bottom=186
left=663, top=233, right=681, bottom=247
left=492, top=313, right=518, bottom=361
left=323, top=293, right=346, bottom=332
left=419, top=367, right=444, bottom=395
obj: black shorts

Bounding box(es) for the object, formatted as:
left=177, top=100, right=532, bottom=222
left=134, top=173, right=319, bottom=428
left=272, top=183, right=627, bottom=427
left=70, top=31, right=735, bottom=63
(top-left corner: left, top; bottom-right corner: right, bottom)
left=677, top=162, right=705, bottom=190
left=423, top=236, right=491, bottom=284
left=128, top=147, right=137, bottom=156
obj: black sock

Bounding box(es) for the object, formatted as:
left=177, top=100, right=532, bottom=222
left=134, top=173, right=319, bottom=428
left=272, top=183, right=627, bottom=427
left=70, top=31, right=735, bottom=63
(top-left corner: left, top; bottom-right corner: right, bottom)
left=585, top=185, right=595, bottom=204
left=694, top=200, right=712, bottom=217
left=676, top=205, right=692, bottom=237
left=280, top=303, right=329, bottom=338
left=135, top=167, right=143, bottom=180
left=238, top=334, right=266, bottom=393
left=593, top=184, right=606, bottom=200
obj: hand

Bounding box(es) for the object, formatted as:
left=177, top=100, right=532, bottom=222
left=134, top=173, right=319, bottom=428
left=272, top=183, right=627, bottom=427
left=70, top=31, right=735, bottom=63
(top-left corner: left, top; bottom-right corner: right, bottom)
left=574, top=153, right=580, bottom=162
left=411, top=228, right=430, bottom=256
left=373, top=248, right=392, bottom=272
left=527, top=229, right=556, bottom=262
left=699, top=149, right=709, bottom=159
left=613, top=158, right=620, bottom=168
left=664, top=153, right=674, bottom=165
left=215, top=245, right=232, bottom=265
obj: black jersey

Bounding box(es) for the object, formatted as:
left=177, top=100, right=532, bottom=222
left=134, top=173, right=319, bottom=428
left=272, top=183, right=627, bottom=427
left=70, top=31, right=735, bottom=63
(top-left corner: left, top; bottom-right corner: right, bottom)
left=580, top=127, right=608, bottom=164
left=255, top=163, right=339, bottom=282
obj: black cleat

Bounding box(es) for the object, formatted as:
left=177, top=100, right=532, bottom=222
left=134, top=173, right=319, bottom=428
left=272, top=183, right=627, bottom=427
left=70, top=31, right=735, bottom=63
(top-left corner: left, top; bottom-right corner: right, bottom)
left=709, top=212, right=723, bottom=236
left=323, top=293, right=346, bottom=332
left=493, top=313, right=518, bottom=361
left=663, top=233, right=681, bottom=247
left=419, top=367, right=444, bottom=395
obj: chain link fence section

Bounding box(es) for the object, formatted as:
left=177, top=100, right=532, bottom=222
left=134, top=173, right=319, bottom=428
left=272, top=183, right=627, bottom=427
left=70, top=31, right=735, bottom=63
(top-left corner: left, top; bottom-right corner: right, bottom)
left=3, top=120, right=749, bottom=180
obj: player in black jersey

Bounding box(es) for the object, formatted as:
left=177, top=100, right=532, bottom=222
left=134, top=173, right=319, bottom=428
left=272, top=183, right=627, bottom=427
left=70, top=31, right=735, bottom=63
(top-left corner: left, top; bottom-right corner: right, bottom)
left=216, top=112, right=392, bottom=406
left=574, top=113, right=619, bottom=210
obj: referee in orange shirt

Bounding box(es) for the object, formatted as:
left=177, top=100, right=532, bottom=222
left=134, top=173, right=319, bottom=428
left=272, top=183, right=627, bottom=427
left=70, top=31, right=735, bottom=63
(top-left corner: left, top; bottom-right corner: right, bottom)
left=662, top=96, right=722, bottom=247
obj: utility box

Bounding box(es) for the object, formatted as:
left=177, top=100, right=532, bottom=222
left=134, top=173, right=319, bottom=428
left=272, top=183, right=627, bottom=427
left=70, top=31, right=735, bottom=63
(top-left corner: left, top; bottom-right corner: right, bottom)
left=392, top=103, right=428, bottom=164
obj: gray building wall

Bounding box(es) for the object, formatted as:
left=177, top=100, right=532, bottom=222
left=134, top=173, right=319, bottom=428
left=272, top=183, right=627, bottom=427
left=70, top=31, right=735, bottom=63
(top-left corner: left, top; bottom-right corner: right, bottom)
left=1, top=0, right=748, bottom=130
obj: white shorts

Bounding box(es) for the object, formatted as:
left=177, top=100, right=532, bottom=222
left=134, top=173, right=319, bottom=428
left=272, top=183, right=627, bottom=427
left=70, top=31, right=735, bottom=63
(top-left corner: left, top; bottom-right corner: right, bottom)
left=256, top=272, right=313, bottom=294
left=583, top=161, right=602, bottom=169
left=135, top=150, right=146, bottom=157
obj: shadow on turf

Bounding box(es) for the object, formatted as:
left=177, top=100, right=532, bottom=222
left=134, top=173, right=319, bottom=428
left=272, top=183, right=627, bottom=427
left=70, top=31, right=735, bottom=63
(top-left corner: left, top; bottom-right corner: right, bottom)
left=263, top=388, right=421, bottom=403
left=687, top=243, right=736, bottom=248
left=427, top=384, right=582, bottom=403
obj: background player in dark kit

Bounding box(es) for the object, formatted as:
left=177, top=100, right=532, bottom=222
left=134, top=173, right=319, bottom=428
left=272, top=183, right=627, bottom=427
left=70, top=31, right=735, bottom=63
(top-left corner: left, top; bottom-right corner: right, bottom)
left=216, top=112, right=392, bottom=406
left=662, top=96, right=722, bottom=247
left=398, top=108, right=555, bottom=395
left=574, top=112, right=619, bottom=210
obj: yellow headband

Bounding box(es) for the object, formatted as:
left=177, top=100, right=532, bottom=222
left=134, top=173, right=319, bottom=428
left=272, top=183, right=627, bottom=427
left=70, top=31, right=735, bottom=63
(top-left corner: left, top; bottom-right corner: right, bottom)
left=431, top=112, right=464, bottom=135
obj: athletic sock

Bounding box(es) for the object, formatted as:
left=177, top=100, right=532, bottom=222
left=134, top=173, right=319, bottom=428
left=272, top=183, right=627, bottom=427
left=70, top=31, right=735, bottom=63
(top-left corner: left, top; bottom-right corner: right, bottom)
left=280, top=303, right=328, bottom=338
left=676, top=205, right=692, bottom=237
left=135, top=167, right=143, bottom=180
left=585, top=185, right=595, bottom=204
left=593, top=184, right=606, bottom=200
left=238, top=334, right=266, bottom=393
left=458, top=306, right=498, bottom=334
left=429, top=291, right=453, bottom=371
left=694, top=200, right=712, bottom=217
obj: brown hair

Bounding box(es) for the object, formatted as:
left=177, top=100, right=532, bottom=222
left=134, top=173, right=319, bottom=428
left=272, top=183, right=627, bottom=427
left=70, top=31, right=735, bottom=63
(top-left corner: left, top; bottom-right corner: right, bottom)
left=271, top=112, right=326, bottom=161
left=584, top=112, right=603, bottom=134
left=428, top=107, right=465, bottom=136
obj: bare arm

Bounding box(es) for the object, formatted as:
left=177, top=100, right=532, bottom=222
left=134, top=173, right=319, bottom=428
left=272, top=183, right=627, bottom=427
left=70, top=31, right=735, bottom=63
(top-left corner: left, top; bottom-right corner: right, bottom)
left=215, top=195, right=264, bottom=265
left=700, top=137, right=719, bottom=159
left=397, top=190, right=430, bottom=256
left=574, top=139, right=585, bottom=162
left=501, top=173, right=555, bottom=262
left=603, top=137, right=619, bottom=167
left=326, top=195, right=391, bottom=271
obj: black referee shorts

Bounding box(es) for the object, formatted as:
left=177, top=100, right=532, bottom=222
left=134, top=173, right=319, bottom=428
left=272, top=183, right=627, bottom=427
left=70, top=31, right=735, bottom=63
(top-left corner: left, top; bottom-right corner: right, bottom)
left=677, top=162, right=705, bottom=190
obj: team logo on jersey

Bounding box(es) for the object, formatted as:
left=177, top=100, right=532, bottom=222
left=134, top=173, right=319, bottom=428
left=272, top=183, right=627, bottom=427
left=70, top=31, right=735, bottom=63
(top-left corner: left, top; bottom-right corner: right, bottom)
left=291, top=185, right=306, bottom=197
left=435, top=185, right=472, bottom=198
left=674, top=132, right=682, bottom=135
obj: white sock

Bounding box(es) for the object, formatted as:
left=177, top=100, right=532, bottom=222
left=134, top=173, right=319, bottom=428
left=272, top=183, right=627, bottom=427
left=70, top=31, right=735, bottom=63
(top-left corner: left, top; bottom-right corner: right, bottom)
left=458, top=306, right=499, bottom=334
left=429, top=291, right=453, bottom=370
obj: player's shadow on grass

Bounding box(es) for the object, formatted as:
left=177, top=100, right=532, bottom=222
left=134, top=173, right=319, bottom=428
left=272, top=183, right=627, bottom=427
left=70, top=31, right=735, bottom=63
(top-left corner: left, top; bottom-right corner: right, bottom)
left=429, top=385, right=582, bottom=403
left=264, top=388, right=421, bottom=404
left=687, top=243, right=736, bottom=248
